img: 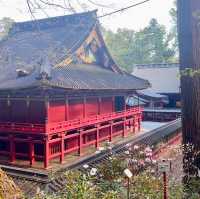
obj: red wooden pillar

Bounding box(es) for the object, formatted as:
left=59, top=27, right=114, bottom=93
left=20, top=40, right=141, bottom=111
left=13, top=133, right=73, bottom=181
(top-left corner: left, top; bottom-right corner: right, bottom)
left=109, top=121, right=113, bottom=142
left=131, top=117, right=135, bottom=133
left=138, top=113, right=141, bottom=132
left=133, top=116, right=136, bottom=133
left=44, top=136, right=49, bottom=168
left=60, top=133, right=65, bottom=164
left=79, top=129, right=83, bottom=156
left=123, top=118, right=127, bottom=137
left=29, top=137, right=35, bottom=166
left=135, top=115, right=139, bottom=132
left=96, top=124, right=100, bottom=148
left=9, top=135, right=15, bottom=163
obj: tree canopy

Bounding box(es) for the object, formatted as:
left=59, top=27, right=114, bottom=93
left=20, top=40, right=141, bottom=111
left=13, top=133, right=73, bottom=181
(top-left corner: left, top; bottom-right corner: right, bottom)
left=103, top=18, right=177, bottom=72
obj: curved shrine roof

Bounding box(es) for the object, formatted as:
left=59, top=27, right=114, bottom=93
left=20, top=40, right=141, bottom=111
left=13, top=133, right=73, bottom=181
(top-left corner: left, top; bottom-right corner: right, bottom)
left=0, top=11, right=149, bottom=91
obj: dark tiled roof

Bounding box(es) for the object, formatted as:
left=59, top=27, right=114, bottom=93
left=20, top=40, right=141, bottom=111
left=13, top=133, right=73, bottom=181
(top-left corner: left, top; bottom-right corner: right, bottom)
left=0, top=64, right=149, bottom=91
left=0, top=11, right=149, bottom=91
left=0, top=11, right=97, bottom=82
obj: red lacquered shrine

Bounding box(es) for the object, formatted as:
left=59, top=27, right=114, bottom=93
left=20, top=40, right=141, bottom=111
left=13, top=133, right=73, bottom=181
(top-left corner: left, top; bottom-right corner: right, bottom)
left=0, top=11, right=149, bottom=168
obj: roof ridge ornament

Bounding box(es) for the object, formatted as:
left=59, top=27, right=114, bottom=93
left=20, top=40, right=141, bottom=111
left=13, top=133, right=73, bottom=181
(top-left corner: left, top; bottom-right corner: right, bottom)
left=36, top=56, right=52, bottom=81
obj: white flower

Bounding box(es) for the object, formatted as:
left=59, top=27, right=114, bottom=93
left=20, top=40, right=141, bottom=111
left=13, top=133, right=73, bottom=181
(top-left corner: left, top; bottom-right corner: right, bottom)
left=126, top=143, right=131, bottom=148
left=139, top=151, right=144, bottom=155
left=83, top=164, right=89, bottom=169
left=145, top=146, right=152, bottom=153
left=90, top=168, right=97, bottom=176
left=98, top=147, right=105, bottom=151
left=36, top=187, right=40, bottom=194
left=145, top=158, right=151, bottom=163
left=150, top=169, right=155, bottom=174
left=131, top=158, right=138, bottom=163
left=107, top=146, right=112, bottom=150
left=124, top=150, right=130, bottom=155
left=152, top=159, right=157, bottom=164
left=133, top=145, right=139, bottom=150
left=95, top=150, right=101, bottom=154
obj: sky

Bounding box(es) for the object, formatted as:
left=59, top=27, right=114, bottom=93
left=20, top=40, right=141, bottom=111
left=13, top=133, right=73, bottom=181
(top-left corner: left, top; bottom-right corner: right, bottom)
left=0, top=0, right=175, bottom=31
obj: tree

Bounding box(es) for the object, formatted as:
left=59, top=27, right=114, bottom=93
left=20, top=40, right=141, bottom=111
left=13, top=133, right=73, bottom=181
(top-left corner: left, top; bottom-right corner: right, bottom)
left=178, top=0, right=200, bottom=188
left=135, top=18, right=175, bottom=63
left=103, top=28, right=136, bottom=72
left=104, top=18, right=176, bottom=72
left=169, top=0, right=178, bottom=56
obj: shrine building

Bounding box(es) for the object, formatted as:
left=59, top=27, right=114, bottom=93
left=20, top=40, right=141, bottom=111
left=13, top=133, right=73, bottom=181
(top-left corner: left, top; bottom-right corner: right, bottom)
left=0, top=11, right=149, bottom=168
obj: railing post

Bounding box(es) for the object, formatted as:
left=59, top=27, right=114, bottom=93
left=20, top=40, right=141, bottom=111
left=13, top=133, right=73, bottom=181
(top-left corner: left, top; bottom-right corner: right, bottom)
left=109, top=121, right=113, bottom=142
left=133, top=116, right=136, bottom=133
left=79, top=129, right=83, bottom=156
left=138, top=113, right=142, bottom=132
left=96, top=124, right=100, bottom=148
left=44, top=135, right=49, bottom=169
left=29, top=137, right=35, bottom=166
left=123, top=118, right=127, bottom=137
left=60, top=133, right=65, bottom=164
left=9, top=135, right=15, bottom=163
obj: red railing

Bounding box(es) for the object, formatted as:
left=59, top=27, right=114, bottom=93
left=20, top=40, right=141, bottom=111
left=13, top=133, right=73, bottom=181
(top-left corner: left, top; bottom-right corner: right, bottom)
left=0, top=107, right=142, bottom=134
left=0, top=122, right=45, bottom=134
left=46, top=107, right=142, bottom=134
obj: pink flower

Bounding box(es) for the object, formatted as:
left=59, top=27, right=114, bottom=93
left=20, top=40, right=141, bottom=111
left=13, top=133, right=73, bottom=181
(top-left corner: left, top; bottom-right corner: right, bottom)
left=146, top=152, right=153, bottom=157
left=139, top=160, right=145, bottom=166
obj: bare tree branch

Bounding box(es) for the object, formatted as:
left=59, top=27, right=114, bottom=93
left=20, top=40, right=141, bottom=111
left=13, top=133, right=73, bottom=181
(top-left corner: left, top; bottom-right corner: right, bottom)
left=26, top=0, right=37, bottom=20
left=87, top=0, right=112, bottom=8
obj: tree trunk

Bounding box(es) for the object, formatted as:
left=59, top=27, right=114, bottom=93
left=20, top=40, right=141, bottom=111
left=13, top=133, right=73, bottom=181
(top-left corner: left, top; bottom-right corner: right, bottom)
left=178, top=0, right=200, bottom=176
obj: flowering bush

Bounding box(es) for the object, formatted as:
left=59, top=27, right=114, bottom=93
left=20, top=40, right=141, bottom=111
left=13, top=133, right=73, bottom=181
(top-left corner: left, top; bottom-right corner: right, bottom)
left=31, top=143, right=200, bottom=199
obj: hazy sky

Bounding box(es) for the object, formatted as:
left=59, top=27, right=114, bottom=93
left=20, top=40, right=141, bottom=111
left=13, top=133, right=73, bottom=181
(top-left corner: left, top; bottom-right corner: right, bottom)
left=0, top=0, right=174, bottom=31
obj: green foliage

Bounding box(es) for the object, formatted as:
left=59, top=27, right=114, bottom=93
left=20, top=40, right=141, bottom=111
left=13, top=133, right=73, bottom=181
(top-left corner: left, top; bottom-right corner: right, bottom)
left=64, top=171, right=96, bottom=199
left=31, top=144, right=200, bottom=199
left=103, top=18, right=176, bottom=72
left=100, top=191, right=120, bottom=199
left=131, top=172, right=163, bottom=199
left=98, top=156, right=126, bottom=181
left=169, top=0, right=178, bottom=53
left=182, top=177, right=200, bottom=199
